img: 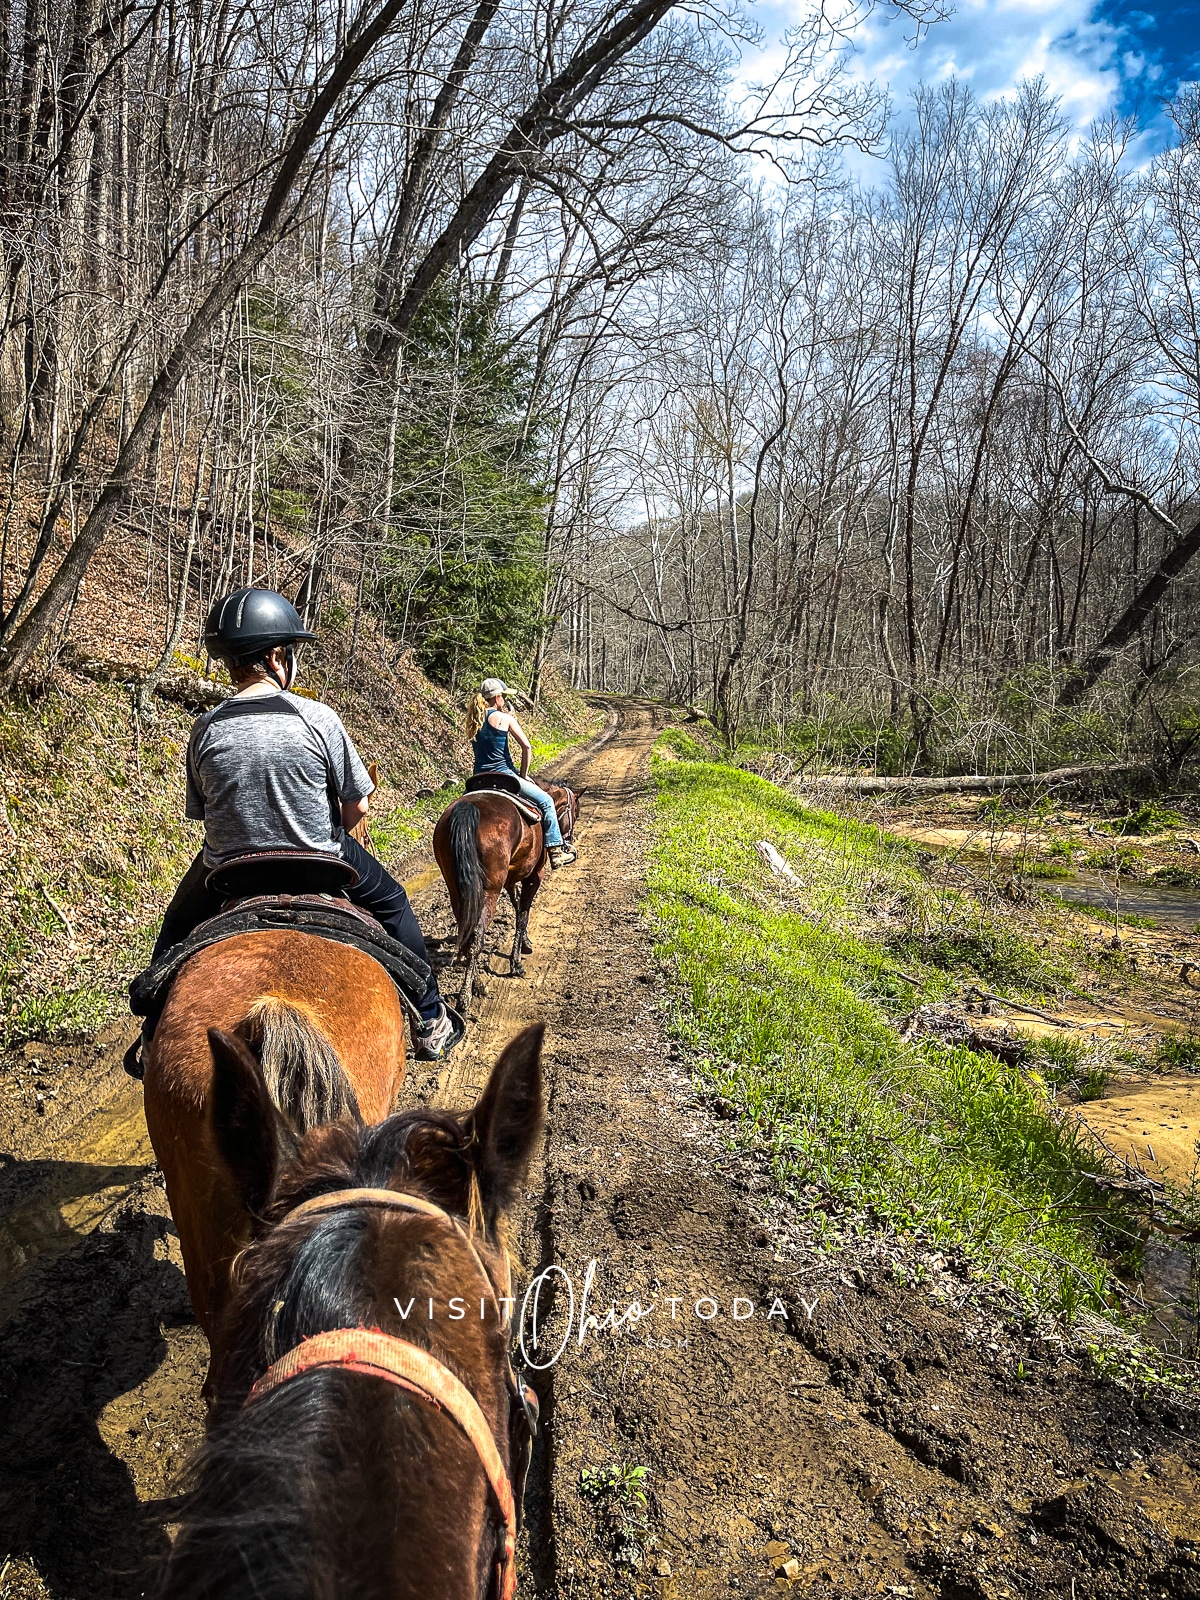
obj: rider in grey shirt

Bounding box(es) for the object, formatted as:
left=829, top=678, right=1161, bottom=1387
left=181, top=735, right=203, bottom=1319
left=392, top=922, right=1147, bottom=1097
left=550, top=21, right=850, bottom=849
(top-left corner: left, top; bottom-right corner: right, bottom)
left=186, top=691, right=372, bottom=865
left=135, top=587, right=457, bottom=1070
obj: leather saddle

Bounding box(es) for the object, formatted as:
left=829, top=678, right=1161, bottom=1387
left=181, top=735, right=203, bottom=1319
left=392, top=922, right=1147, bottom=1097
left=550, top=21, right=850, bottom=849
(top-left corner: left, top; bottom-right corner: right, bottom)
left=463, top=772, right=578, bottom=838
left=463, top=773, right=542, bottom=824
left=466, top=772, right=522, bottom=796
left=206, top=849, right=360, bottom=902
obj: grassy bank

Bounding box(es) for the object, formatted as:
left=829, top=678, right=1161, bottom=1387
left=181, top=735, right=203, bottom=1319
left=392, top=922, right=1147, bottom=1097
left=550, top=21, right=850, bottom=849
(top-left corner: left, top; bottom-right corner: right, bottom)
left=647, top=745, right=1144, bottom=1322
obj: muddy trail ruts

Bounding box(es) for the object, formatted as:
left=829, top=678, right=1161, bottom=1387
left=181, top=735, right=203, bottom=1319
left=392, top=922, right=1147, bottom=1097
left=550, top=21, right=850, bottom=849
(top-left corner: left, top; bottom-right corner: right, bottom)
left=0, top=700, right=1196, bottom=1600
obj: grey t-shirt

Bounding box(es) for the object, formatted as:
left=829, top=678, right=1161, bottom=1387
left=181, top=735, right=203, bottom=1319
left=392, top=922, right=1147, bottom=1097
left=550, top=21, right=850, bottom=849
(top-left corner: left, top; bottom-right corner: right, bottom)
left=186, top=690, right=374, bottom=866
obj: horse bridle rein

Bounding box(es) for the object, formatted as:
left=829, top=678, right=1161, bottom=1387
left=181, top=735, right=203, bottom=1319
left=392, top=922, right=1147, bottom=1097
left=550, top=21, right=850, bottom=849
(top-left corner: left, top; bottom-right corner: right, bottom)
left=243, top=1187, right=539, bottom=1600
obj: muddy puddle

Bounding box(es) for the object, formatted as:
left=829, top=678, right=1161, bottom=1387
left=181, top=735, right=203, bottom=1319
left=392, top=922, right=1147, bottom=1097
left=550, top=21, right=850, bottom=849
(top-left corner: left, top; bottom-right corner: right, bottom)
left=0, top=1079, right=155, bottom=1325
left=402, top=861, right=444, bottom=898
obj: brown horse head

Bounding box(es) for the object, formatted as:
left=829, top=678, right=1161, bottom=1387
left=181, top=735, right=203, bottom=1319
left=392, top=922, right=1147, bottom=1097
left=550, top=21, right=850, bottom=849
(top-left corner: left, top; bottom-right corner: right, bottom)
left=156, top=1023, right=545, bottom=1600
left=555, top=785, right=582, bottom=842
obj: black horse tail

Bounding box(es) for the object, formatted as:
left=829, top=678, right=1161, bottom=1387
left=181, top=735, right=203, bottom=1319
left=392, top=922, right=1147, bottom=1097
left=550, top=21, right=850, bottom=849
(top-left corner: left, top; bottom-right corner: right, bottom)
left=449, top=801, right=485, bottom=954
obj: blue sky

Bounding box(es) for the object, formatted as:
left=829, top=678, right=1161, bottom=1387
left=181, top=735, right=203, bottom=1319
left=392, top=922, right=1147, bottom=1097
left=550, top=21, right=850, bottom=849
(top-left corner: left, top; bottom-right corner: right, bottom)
left=769, top=0, right=1200, bottom=135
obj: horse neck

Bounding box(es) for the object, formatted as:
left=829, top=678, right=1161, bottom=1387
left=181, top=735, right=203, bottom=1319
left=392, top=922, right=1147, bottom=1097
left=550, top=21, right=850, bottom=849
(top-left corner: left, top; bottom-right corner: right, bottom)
left=174, top=1206, right=514, bottom=1600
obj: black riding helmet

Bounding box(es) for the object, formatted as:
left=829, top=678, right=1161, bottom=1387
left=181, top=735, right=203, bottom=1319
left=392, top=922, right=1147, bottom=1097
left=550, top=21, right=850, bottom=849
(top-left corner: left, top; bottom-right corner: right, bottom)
left=203, top=587, right=316, bottom=666
left=203, top=587, right=316, bottom=692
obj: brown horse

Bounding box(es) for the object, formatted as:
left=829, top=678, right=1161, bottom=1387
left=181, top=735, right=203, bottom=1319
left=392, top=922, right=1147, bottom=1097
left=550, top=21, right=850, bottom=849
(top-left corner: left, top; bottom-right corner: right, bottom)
left=433, top=782, right=579, bottom=1013
left=143, top=931, right=407, bottom=1351
left=154, top=1022, right=545, bottom=1600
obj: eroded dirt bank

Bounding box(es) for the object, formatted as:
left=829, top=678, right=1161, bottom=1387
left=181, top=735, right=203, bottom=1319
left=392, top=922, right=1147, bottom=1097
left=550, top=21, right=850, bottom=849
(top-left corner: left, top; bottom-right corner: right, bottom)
left=0, top=700, right=1198, bottom=1598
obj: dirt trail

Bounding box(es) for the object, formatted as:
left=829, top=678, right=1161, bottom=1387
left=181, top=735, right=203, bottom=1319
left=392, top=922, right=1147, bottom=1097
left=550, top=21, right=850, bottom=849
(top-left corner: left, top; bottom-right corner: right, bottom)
left=420, top=700, right=1200, bottom=1600
left=1, top=699, right=1199, bottom=1598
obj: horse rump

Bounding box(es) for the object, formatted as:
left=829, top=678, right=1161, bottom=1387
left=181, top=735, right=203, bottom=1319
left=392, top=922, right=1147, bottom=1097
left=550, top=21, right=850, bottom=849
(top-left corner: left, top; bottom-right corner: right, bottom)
left=447, top=801, right=485, bottom=953
left=233, top=996, right=360, bottom=1135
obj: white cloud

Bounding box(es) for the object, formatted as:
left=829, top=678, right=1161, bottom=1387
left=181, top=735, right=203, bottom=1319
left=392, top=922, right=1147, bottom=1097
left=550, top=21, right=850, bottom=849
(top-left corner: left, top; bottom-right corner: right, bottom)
left=745, top=0, right=1154, bottom=136
left=849, top=0, right=1127, bottom=125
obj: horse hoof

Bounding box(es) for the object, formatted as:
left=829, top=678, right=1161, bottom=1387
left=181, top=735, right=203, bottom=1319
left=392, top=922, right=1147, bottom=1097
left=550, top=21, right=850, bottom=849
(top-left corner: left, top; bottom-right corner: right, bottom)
left=512, top=962, right=526, bottom=978
left=520, top=938, right=533, bottom=955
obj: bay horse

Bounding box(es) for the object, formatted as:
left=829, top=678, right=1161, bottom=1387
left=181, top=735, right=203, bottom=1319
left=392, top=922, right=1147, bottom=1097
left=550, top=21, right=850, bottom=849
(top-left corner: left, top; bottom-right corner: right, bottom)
left=154, top=1022, right=545, bottom=1600
left=143, top=932, right=407, bottom=1357
left=433, top=781, right=579, bottom=1014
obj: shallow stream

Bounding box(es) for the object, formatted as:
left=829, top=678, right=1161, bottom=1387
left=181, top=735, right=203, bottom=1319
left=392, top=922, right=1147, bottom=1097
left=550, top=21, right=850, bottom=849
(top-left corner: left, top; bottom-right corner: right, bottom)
left=1043, top=869, right=1200, bottom=935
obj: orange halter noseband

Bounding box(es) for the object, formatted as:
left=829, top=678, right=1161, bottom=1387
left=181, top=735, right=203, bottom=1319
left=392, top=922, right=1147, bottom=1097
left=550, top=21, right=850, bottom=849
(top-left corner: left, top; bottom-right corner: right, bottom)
left=243, top=1187, right=538, bottom=1600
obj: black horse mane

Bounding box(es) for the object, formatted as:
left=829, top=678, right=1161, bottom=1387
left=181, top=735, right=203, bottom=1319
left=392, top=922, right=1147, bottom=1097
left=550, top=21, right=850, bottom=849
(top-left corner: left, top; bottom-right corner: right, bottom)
left=153, top=1105, right=492, bottom=1600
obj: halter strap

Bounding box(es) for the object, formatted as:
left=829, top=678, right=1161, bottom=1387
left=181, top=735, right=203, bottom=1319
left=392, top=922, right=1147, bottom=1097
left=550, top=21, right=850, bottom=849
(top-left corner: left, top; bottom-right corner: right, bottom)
left=281, top=1186, right=511, bottom=1323
left=248, top=1329, right=517, bottom=1600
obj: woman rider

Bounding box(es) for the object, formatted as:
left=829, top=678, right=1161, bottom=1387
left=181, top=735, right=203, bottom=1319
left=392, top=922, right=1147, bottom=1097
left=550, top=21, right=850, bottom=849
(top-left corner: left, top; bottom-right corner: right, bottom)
left=469, top=678, right=577, bottom=868
left=128, top=587, right=458, bottom=1074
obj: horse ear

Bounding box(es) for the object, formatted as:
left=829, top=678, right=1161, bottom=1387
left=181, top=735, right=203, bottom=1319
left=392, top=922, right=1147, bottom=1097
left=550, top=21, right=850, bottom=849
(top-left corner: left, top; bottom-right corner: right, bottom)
left=208, top=1027, right=297, bottom=1215
left=469, top=1024, right=545, bottom=1225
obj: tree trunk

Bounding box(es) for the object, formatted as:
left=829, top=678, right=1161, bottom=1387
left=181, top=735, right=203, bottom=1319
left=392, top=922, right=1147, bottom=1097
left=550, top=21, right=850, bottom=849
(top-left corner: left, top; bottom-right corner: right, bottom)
left=1059, top=515, right=1200, bottom=706
left=796, top=761, right=1150, bottom=797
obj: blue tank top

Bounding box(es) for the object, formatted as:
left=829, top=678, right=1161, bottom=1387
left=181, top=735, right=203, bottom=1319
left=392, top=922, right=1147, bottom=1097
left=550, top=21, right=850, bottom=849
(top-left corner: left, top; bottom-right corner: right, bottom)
left=473, top=710, right=517, bottom=775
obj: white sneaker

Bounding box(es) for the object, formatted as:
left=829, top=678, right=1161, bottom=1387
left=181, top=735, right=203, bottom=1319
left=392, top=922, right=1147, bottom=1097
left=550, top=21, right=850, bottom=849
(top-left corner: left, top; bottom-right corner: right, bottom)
left=414, top=1005, right=455, bottom=1060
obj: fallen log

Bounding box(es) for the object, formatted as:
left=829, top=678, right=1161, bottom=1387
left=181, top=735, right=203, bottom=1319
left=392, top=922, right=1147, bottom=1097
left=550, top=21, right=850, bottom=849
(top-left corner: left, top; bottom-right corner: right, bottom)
left=793, top=761, right=1149, bottom=797
left=63, top=649, right=227, bottom=710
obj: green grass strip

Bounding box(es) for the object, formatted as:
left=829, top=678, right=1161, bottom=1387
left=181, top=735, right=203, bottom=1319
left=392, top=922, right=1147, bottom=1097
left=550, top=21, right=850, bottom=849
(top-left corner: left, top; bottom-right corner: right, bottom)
left=647, top=755, right=1139, bottom=1321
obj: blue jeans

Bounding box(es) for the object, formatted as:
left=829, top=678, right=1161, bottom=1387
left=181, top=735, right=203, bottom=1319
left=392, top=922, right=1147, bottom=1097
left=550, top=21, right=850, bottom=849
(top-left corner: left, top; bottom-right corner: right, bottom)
left=515, top=777, right=563, bottom=847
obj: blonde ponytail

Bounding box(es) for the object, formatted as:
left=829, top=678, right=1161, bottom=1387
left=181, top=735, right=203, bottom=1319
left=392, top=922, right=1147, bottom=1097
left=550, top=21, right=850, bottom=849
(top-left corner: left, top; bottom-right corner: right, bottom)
left=466, top=693, right=489, bottom=737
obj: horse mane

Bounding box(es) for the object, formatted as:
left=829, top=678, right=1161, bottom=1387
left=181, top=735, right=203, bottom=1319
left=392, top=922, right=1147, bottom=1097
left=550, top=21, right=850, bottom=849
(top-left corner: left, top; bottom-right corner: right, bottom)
left=237, top=996, right=360, bottom=1135
left=156, top=1104, right=495, bottom=1600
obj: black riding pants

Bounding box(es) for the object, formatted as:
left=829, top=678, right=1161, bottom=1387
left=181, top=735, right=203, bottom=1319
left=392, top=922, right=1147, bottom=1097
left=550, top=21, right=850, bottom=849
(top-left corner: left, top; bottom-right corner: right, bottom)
left=151, top=837, right=441, bottom=1021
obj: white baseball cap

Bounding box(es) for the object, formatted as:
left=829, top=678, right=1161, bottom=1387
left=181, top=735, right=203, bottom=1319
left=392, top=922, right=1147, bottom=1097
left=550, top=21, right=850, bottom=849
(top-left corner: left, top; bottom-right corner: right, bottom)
left=481, top=677, right=507, bottom=697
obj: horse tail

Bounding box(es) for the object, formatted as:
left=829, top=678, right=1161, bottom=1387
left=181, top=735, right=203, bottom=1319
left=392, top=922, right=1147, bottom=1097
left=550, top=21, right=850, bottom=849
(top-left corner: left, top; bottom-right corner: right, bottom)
left=449, top=800, right=485, bottom=954
left=234, top=996, right=360, bottom=1135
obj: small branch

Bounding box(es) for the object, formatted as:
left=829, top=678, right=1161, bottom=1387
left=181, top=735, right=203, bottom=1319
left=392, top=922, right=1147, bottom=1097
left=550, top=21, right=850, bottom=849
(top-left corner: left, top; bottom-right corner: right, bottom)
left=966, top=986, right=1071, bottom=1027
left=37, top=881, right=75, bottom=943
left=756, top=840, right=803, bottom=885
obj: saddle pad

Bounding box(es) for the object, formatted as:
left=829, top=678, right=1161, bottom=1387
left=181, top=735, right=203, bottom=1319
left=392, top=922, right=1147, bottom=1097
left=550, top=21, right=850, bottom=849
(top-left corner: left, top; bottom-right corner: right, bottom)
left=129, top=895, right=430, bottom=1023
left=462, top=789, right=544, bottom=824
